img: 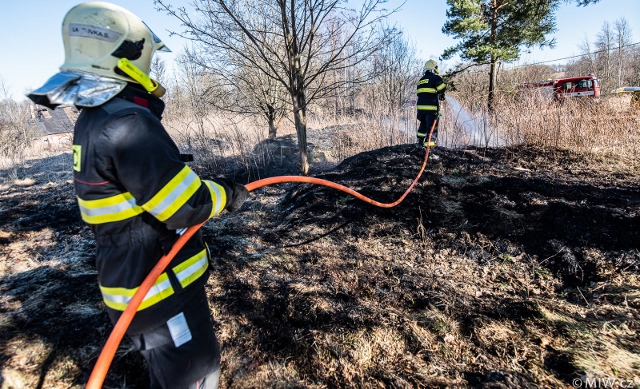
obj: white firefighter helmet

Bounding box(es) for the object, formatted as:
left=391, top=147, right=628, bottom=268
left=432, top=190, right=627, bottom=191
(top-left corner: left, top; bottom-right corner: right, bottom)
left=60, top=2, right=170, bottom=83
left=424, top=59, right=438, bottom=74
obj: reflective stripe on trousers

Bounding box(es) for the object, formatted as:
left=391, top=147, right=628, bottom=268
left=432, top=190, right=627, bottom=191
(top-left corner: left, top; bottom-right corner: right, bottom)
left=99, top=249, right=209, bottom=311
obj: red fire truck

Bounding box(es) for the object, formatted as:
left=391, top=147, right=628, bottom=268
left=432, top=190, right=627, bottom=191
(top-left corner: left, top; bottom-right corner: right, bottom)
left=516, top=74, right=601, bottom=101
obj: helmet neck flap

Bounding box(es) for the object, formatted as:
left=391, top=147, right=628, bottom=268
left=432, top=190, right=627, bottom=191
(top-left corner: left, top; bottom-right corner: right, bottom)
left=28, top=2, right=170, bottom=108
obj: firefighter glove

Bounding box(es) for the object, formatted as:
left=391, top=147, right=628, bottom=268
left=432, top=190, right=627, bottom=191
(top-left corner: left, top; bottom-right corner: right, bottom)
left=220, top=179, right=249, bottom=212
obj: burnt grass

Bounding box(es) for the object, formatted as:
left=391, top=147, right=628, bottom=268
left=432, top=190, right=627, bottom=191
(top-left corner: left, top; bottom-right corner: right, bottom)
left=0, top=144, right=639, bottom=388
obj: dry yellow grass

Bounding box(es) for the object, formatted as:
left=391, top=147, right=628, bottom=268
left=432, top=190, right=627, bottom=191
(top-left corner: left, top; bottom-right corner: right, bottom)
left=1, top=86, right=638, bottom=388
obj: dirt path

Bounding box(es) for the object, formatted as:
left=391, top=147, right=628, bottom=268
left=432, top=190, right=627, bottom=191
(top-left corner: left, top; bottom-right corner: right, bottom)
left=0, top=145, right=638, bottom=388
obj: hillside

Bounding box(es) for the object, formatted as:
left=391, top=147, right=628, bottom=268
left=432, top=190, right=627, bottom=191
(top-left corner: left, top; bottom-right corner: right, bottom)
left=0, top=143, right=639, bottom=388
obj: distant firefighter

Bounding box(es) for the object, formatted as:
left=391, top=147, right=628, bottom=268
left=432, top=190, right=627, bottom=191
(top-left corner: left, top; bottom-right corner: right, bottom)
left=416, top=59, right=446, bottom=148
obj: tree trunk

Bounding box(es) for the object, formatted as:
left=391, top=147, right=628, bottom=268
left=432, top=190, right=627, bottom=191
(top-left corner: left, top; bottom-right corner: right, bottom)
left=285, top=8, right=310, bottom=175
left=488, top=0, right=498, bottom=112
left=267, top=105, right=277, bottom=138
left=268, top=120, right=277, bottom=139
left=292, top=91, right=310, bottom=175
left=488, top=58, right=497, bottom=112
left=617, top=40, right=623, bottom=87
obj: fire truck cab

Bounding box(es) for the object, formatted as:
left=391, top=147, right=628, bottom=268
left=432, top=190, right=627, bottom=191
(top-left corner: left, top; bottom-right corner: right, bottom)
left=516, top=74, right=600, bottom=102
left=554, top=75, right=600, bottom=100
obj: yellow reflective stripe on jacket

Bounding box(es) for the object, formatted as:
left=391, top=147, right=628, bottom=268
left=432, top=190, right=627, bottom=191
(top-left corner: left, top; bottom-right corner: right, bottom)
left=417, top=105, right=438, bottom=111
left=142, top=165, right=201, bottom=221
left=100, top=273, right=174, bottom=311
left=417, top=87, right=438, bottom=94
left=417, top=79, right=430, bottom=85
left=77, top=192, right=143, bottom=224
left=172, top=249, right=208, bottom=289
left=436, top=83, right=446, bottom=91
left=203, top=180, right=227, bottom=218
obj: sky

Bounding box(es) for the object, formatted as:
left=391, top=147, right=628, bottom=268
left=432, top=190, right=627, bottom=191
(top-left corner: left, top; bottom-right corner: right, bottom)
left=0, top=0, right=638, bottom=101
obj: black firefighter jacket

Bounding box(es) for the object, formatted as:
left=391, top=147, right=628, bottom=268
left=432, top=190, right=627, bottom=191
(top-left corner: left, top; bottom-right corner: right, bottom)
left=73, top=85, right=234, bottom=334
left=416, top=71, right=446, bottom=113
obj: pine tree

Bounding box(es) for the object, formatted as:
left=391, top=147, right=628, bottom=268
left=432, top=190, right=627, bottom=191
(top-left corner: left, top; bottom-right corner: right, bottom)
left=442, top=0, right=559, bottom=111
left=442, top=0, right=600, bottom=110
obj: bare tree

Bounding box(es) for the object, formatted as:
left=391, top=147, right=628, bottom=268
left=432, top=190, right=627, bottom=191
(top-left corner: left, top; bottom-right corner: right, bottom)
left=366, top=27, right=421, bottom=112
left=228, top=69, right=289, bottom=139
left=0, top=75, right=13, bottom=102
left=613, top=18, right=633, bottom=87
left=151, top=55, right=168, bottom=86
left=630, top=45, right=640, bottom=86
left=157, top=0, right=397, bottom=174
left=577, top=35, right=595, bottom=73
left=0, top=77, right=33, bottom=168
left=176, top=54, right=214, bottom=132
left=180, top=33, right=290, bottom=139
left=595, top=21, right=614, bottom=80
left=567, top=17, right=639, bottom=93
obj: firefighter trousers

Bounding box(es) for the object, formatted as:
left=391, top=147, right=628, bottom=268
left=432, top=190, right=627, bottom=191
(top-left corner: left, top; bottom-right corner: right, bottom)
left=417, top=111, right=439, bottom=144
left=128, top=288, right=221, bottom=389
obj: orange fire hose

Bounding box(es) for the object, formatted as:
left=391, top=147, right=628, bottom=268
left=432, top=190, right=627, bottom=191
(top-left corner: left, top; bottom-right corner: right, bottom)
left=86, top=123, right=436, bottom=388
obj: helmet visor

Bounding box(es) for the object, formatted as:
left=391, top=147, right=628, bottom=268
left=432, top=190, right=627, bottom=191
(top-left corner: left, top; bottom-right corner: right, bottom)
left=143, top=21, right=171, bottom=52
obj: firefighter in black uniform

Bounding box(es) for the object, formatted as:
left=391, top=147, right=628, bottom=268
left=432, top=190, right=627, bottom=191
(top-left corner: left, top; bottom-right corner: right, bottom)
left=416, top=59, right=446, bottom=147
left=27, top=2, right=246, bottom=388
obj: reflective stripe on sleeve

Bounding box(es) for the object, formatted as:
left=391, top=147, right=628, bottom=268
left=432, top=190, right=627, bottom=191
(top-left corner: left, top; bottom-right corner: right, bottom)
left=77, top=192, right=143, bottom=224
left=142, top=165, right=202, bottom=221
left=99, top=273, right=175, bottom=311
left=417, top=105, right=438, bottom=111
left=436, top=83, right=446, bottom=91
left=203, top=180, right=227, bottom=218
left=417, top=87, right=437, bottom=94
left=172, top=249, right=208, bottom=289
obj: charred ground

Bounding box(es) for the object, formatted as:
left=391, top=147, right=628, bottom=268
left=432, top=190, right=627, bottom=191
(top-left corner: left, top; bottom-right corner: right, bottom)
left=0, top=144, right=638, bottom=388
